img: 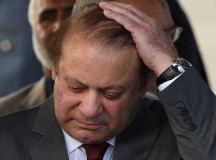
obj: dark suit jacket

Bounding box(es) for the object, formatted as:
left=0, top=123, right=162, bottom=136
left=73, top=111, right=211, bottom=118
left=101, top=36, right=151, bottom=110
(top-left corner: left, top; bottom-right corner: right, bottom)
left=0, top=67, right=215, bottom=160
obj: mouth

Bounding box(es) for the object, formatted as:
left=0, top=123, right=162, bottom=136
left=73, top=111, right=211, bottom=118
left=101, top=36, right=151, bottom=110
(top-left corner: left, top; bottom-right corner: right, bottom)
left=75, top=120, right=103, bottom=130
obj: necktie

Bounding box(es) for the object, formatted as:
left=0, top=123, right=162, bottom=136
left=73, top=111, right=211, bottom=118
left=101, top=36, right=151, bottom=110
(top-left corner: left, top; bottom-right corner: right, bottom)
left=83, top=143, right=109, bottom=160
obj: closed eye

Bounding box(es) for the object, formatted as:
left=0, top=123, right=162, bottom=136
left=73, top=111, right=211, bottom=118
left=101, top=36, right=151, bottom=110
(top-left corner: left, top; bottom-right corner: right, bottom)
left=102, top=91, right=123, bottom=100
left=69, top=86, right=87, bottom=93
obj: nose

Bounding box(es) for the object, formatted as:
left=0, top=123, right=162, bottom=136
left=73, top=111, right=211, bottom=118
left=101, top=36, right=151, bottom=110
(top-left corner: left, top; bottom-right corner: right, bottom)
left=52, top=10, right=66, bottom=33
left=52, top=19, right=62, bottom=33
left=79, top=91, right=103, bottom=118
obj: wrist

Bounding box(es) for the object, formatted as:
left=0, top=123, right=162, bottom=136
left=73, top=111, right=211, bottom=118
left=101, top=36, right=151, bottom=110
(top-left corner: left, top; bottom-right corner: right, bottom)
left=154, top=62, right=174, bottom=77
left=156, top=57, right=192, bottom=86
left=154, top=57, right=177, bottom=77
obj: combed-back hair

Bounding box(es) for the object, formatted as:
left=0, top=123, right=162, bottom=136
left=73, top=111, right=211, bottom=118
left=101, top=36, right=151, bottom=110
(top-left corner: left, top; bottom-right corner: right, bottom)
left=49, top=3, right=135, bottom=66
left=73, top=3, right=136, bottom=48
left=48, top=3, right=151, bottom=85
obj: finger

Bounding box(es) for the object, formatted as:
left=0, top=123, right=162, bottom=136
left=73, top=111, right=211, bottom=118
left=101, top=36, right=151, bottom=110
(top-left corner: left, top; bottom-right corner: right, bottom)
left=99, top=1, right=151, bottom=27
left=100, top=3, right=152, bottom=48
left=102, top=9, right=152, bottom=59
left=102, top=9, right=144, bottom=37
left=100, top=1, right=148, bottom=20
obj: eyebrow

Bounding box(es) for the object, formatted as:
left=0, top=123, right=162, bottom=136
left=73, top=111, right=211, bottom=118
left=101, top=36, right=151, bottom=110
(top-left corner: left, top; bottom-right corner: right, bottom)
left=40, top=6, right=73, bottom=17
left=65, top=77, right=126, bottom=91
left=64, top=6, right=73, bottom=12
left=100, top=85, right=126, bottom=92
left=66, top=77, right=86, bottom=86
left=40, top=9, right=57, bottom=17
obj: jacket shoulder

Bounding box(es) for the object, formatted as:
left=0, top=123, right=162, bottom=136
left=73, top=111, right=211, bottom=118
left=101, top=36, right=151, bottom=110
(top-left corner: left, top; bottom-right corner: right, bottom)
left=0, top=77, right=46, bottom=116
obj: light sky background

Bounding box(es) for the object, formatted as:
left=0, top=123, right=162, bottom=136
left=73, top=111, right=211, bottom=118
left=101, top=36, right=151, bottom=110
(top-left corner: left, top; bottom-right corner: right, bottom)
left=179, top=0, right=216, bottom=93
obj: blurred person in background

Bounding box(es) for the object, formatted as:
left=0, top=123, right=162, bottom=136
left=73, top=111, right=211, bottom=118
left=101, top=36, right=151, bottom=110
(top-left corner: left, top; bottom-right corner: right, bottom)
left=0, top=0, right=75, bottom=116
left=0, top=0, right=42, bottom=97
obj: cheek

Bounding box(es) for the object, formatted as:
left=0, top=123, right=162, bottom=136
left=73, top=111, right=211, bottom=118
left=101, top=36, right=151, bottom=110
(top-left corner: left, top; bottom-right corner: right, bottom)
left=105, top=96, right=138, bottom=133
left=35, top=25, right=53, bottom=47
left=54, top=80, right=79, bottom=121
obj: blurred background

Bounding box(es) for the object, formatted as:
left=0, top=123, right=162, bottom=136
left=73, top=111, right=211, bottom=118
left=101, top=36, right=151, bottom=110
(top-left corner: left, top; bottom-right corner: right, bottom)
left=0, top=0, right=42, bottom=97
left=179, top=0, right=216, bottom=93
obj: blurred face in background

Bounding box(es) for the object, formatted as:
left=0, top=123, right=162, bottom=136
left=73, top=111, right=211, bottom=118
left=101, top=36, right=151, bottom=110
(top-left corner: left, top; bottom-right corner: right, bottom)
left=28, top=0, right=75, bottom=75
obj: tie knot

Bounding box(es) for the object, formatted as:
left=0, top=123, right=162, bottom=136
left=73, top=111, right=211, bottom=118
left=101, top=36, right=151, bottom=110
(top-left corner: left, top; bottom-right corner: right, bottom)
left=83, top=143, right=109, bottom=160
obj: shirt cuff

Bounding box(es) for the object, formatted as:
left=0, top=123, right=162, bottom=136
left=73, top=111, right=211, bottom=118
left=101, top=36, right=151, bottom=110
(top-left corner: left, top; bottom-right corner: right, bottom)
left=158, top=75, right=180, bottom=91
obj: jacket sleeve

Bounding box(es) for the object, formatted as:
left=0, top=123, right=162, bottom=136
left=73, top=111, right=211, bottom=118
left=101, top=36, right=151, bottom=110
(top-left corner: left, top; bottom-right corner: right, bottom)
left=156, top=67, right=216, bottom=160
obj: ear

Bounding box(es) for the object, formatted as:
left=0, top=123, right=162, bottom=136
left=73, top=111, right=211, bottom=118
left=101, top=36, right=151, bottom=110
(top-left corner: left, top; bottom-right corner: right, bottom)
left=52, top=68, right=57, bottom=81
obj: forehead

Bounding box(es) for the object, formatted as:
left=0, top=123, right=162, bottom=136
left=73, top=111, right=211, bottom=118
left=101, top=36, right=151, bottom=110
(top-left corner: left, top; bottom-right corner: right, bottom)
left=63, top=36, right=138, bottom=58
left=59, top=39, right=140, bottom=88
left=61, top=37, right=139, bottom=70
left=31, top=0, right=75, bottom=14
left=115, top=0, right=174, bottom=29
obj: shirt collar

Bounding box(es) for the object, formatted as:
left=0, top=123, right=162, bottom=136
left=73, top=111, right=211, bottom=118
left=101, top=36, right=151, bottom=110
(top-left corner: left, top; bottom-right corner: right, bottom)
left=62, top=129, right=116, bottom=154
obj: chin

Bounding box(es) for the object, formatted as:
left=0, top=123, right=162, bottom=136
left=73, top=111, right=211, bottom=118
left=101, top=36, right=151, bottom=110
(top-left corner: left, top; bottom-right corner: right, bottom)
left=74, top=130, right=110, bottom=144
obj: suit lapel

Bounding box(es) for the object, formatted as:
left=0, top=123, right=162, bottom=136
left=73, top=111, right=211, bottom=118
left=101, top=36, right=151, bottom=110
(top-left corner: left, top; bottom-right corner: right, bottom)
left=28, top=96, right=69, bottom=160
left=113, top=122, right=160, bottom=160
left=113, top=98, right=161, bottom=160
left=28, top=96, right=162, bottom=160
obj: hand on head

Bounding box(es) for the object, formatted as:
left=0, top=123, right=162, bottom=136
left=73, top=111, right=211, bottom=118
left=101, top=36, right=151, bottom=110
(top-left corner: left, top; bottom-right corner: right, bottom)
left=99, top=1, right=179, bottom=77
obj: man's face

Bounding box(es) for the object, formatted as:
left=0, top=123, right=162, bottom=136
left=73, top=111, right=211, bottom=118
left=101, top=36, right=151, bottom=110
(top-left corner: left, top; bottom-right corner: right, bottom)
left=29, top=0, right=75, bottom=70
left=52, top=39, right=145, bottom=144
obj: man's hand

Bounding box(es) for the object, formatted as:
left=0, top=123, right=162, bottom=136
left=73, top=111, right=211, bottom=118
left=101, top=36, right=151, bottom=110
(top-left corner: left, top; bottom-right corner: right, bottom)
left=99, top=1, right=179, bottom=77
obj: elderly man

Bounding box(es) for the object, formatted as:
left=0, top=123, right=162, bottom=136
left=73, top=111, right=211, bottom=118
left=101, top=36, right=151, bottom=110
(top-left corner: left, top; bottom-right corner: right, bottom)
left=0, top=0, right=180, bottom=116
left=0, top=1, right=216, bottom=160
left=0, top=0, right=205, bottom=115
left=0, top=0, right=75, bottom=116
